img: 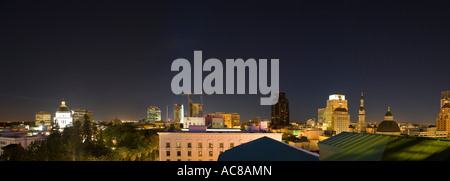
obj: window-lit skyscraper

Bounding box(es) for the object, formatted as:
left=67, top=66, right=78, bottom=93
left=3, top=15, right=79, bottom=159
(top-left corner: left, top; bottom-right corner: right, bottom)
left=174, top=104, right=184, bottom=125
left=271, top=92, right=289, bottom=128
left=437, top=91, right=450, bottom=138
left=35, top=111, right=51, bottom=126
left=147, top=106, right=161, bottom=123
left=318, top=94, right=349, bottom=132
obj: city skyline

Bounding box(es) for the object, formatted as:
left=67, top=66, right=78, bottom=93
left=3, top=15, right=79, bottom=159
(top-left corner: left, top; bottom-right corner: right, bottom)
left=1, top=1, right=450, bottom=124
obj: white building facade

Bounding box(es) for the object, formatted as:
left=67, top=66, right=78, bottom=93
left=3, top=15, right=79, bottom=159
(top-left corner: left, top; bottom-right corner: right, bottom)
left=158, top=132, right=282, bottom=161
left=53, top=99, right=73, bottom=129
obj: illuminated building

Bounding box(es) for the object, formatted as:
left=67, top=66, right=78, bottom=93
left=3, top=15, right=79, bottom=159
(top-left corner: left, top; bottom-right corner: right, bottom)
left=174, top=104, right=184, bottom=125
left=158, top=128, right=282, bottom=161
left=330, top=97, right=350, bottom=135
left=436, top=92, right=450, bottom=138
left=183, top=117, right=205, bottom=128
left=147, top=106, right=161, bottom=123
left=318, top=94, right=348, bottom=131
left=440, top=91, right=450, bottom=108
left=208, top=112, right=240, bottom=128
left=72, top=109, right=93, bottom=122
left=53, top=99, right=73, bottom=129
left=376, top=107, right=401, bottom=135
left=357, top=92, right=367, bottom=133
left=35, top=111, right=51, bottom=126
left=271, top=92, right=289, bottom=128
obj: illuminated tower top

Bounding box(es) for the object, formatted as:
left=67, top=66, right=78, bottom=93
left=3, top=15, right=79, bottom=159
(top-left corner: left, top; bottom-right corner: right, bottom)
left=359, top=92, right=365, bottom=115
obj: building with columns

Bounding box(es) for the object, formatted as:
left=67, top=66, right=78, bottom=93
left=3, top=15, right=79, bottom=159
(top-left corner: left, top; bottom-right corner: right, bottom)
left=53, top=99, right=73, bottom=130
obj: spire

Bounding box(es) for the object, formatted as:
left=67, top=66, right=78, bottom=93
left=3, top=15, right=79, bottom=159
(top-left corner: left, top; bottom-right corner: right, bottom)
left=388, top=106, right=390, bottom=112
left=360, top=92, right=364, bottom=107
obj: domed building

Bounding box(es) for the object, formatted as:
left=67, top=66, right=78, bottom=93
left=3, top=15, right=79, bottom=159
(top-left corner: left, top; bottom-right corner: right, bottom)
left=376, top=107, right=401, bottom=135
left=53, top=99, right=73, bottom=130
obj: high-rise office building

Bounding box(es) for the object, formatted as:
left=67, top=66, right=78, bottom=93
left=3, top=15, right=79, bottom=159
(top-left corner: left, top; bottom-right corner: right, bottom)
left=318, top=94, right=349, bottom=131
left=72, top=109, right=93, bottom=122
left=437, top=92, right=450, bottom=138
left=35, top=111, right=51, bottom=126
left=357, top=92, right=367, bottom=133
left=53, top=99, right=73, bottom=129
left=441, top=91, right=450, bottom=108
left=271, top=92, right=289, bottom=128
left=174, top=104, right=184, bottom=125
left=147, top=106, right=161, bottom=123
left=330, top=96, right=350, bottom=135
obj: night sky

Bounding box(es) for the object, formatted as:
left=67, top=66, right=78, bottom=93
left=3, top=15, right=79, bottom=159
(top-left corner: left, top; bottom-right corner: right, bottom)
left=1, top=1, right=449, bottom=124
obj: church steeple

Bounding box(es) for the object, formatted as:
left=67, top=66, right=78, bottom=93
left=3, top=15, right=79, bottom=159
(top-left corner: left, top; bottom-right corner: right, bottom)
left=358, top=92, right=367, bottom=133
left=359, top=92, right=365, bottom=115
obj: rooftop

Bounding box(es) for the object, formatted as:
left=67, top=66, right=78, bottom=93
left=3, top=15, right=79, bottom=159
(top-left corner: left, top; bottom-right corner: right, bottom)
left=319, top=132, right=450, bottom=161
left=218, top=136, right=319, bottom=161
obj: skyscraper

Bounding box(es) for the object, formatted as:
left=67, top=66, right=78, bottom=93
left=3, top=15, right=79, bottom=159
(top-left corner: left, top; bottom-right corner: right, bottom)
left=271, top=92, right=289, bottom=128
left=35, top=111, right=51, bottom=126
left=437, top=92, right=450, bottom=138
left=441, top=91, right=450, bottom=108
left=318, top=94, right=349, bottom=131
left=357, top=92, right=367, bottom=133
left=330, top=95, right=350, bottom=135
left=188, top=99, right=203, bottom=117
left=72, top=109, right=93, bottom=122
left=147, top=106, right=161, bottom=123
left=174, top=104, right=184, bottom=125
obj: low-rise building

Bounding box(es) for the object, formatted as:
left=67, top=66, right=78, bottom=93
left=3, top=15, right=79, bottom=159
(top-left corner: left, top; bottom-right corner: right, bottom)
left=158, top=128, right=282, bottom=161
left=0, top=134, right=47, bottom=155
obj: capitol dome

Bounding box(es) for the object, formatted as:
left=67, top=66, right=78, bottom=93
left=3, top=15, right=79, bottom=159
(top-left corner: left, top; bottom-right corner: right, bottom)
left=376, top=107, right=401, bottom=134
left=57, top=99, right=70, bottom=112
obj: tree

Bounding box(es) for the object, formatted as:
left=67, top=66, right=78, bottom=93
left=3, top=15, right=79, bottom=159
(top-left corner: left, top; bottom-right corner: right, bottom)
left=0, top=144, right=26, bottom=161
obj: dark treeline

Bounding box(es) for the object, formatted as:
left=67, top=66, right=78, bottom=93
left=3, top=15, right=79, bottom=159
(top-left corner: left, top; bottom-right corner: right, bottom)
left=0, top=115, right=159, bottom=161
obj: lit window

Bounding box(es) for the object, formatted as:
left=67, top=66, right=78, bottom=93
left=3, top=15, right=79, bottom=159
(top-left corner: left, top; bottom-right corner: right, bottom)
left=198, top=151, right=202, bottom=156
left=209, top=151, right=213, bottom=157
left=209, top=143, right=213, bottom=148
left=177, top=142, right=181, bottom=148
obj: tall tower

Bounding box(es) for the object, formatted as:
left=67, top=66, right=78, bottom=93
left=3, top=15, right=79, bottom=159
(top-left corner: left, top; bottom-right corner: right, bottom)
left=437, top=94, right=450, bottom=138
left=271, top=92, right=289, bottom=128
left=358, top=92, right=367, bottom=133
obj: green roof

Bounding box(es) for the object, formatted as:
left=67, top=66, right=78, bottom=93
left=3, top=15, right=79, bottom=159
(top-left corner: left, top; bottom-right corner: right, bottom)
left=319, top=132, right=450, bottom=161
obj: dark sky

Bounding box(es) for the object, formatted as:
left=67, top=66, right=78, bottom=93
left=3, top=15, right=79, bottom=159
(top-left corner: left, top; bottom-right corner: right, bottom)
left=1, top=1, right=449, bottom=124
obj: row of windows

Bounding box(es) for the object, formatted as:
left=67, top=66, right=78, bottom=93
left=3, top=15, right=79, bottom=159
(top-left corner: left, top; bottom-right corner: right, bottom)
left=166, top=142, right=234, bottom=149
left=166, top=150, right=224, bottom=157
